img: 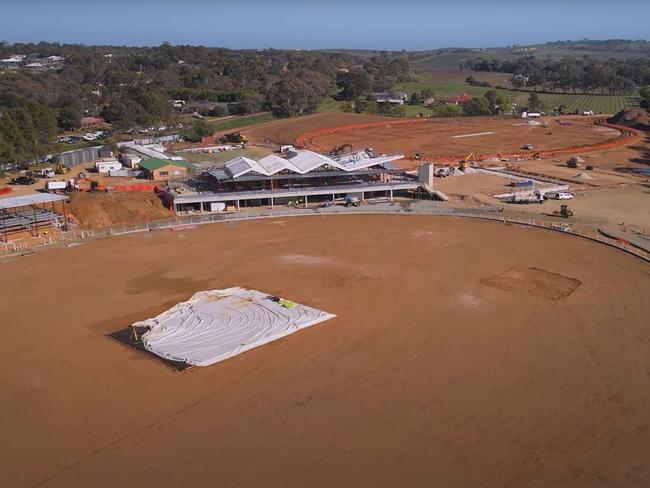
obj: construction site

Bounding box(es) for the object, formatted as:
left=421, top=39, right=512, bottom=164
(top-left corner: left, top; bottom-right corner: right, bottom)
left=2, top=110, right=650, bottom=488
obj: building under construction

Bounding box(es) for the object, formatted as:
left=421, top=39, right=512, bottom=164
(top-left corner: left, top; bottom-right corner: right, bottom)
left=172, top=149, right=422, bottom=213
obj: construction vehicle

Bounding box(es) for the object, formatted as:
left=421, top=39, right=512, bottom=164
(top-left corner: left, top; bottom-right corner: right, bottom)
left=459, top=152, right=475, bottom=170
left=331, top=143, right=353, bottom=156
left=344, top=196, right=360, bottom=207
left=54, top=162, right=70, bottom=175
left=34, top=168, right=55, bottom=178
left=224, top=132, right=248, bottom=147
left=553, top=205, right=574, bottom=218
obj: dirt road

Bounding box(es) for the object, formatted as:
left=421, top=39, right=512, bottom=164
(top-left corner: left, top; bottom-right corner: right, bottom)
left=2, top=216, right=650, bottom=487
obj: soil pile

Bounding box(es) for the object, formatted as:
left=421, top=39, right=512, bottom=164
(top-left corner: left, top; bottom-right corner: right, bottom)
left=67, top=191, right=171, bottom=229
left=608, top=107, right=650, bottom=130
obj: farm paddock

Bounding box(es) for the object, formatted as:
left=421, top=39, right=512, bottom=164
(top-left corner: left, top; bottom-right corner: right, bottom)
left=2, top=215, right=650, bottom=488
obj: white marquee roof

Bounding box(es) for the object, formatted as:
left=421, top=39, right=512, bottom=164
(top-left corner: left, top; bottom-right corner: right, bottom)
left=221, top=150, right=403, bottom=179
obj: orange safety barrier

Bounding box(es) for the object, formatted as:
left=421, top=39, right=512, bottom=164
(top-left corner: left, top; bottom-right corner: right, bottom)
left=294, top=118, right=641, bottom=163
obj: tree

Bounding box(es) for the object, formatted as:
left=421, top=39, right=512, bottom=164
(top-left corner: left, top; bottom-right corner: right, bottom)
left=57, top=106, right=82, bottom=130
left=528, top=92, right=543, bottom=111
left=495, top=95, right=510, bottom=114
left=268, top=75, right=321, bottom=117
left=462, top=98, right=491, bottom=116
left=640, top=85, right=650, bottom=108
left=484, top=90, right=498, bottom=107
left=336, top=71, right=370, bottom=100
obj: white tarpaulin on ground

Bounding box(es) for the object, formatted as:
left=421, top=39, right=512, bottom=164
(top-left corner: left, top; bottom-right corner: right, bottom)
left=135, top=288, right=336, bottom=366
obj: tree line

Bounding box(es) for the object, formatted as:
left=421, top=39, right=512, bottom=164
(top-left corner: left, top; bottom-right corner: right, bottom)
left=461, top=56, right=650, bottom=95
left=0, top=42, right=411, bottom=163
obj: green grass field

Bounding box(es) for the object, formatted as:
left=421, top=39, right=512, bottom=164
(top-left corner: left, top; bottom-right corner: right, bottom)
left=180, top=146, right=271, bottom=166
left=208, top=113, right=276, bottom=132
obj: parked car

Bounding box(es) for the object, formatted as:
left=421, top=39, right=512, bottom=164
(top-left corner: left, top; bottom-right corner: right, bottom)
left=10, top=176, right=36, bottom=185
left=546, top=191, right=574, bottom=200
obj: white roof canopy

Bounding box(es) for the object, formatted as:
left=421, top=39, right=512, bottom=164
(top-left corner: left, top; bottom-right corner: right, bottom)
left=0, top=193, right=68, bottom=210
left=221, top=150, right=403, bottom=179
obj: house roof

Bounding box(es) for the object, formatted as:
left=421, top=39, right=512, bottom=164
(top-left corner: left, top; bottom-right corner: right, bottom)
left=447, top=95, right=472, bottom=104
left=139, top=158, right=193, bottom=171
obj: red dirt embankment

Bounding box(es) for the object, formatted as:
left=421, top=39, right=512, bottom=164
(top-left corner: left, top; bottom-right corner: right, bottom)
left=67, top=191, right=170, bottom=228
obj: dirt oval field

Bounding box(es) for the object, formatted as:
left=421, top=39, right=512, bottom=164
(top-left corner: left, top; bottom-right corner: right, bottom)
left=2, top=215, right=650, bottom=488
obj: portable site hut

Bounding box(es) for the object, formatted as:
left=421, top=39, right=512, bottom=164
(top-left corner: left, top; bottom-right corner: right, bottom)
left=95, top=159, right=122, bottom=174
left=139, top=158, right=194, bottom=181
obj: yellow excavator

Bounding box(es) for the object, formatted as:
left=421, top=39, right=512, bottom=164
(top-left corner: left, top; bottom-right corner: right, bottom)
left=54, top=162, right=70, bottom=175
left=225, top=132, right=248, bottom=147
left=332, top=143, right=353, bottom=156
left=459, top=152, right=476, bottom=170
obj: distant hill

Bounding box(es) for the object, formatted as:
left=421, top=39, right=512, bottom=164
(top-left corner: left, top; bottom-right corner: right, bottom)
left=405, top=40, right=650, bottom=72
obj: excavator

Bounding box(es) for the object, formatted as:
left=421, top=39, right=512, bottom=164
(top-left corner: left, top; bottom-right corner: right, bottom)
left=459, top=152, right=476, bottom=170
left=331, top=143, right=353, bottom=156
left=225, top=132, right=248, bottom=147
left=54, top=162, right=70, bottom=175
left=553, top=205, right=574, bottom=218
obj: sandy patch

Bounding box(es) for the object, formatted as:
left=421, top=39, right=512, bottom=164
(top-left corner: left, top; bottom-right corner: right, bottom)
left=480, top=266, right=581, bottom=300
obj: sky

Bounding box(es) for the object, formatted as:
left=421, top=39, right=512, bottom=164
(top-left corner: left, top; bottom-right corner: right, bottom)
left=0, top=0, right=648, bottom=50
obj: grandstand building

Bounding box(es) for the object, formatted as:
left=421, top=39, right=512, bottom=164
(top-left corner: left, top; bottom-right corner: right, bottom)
left=0, top=194, right=67, bottom=243
left=172, top=149, right=421, bottom=212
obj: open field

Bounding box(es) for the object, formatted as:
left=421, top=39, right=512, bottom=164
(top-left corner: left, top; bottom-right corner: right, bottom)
left=299, top=116, right=623, bottom=159
left=398, top=73, right=640, bottom=114
left=209, top=113, right=276, bottom=133
left=2, top=215, right=650, bottom=487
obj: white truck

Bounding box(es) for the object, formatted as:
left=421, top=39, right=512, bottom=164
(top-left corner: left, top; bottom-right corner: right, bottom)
left=45, top=180, right=67, bottom=192
left=36, top=168, right=55, bottom=178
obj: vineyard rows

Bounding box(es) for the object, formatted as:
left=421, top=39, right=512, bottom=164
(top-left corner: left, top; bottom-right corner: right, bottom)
left=545, top=94, right=640, bottom=114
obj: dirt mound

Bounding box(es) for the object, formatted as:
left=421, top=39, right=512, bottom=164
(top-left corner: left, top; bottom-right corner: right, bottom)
left=67, top=191, right=171, bottom=229
left=608, top=107, right=650, bottom=130
left=480, top=266, right=581, bottom=300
